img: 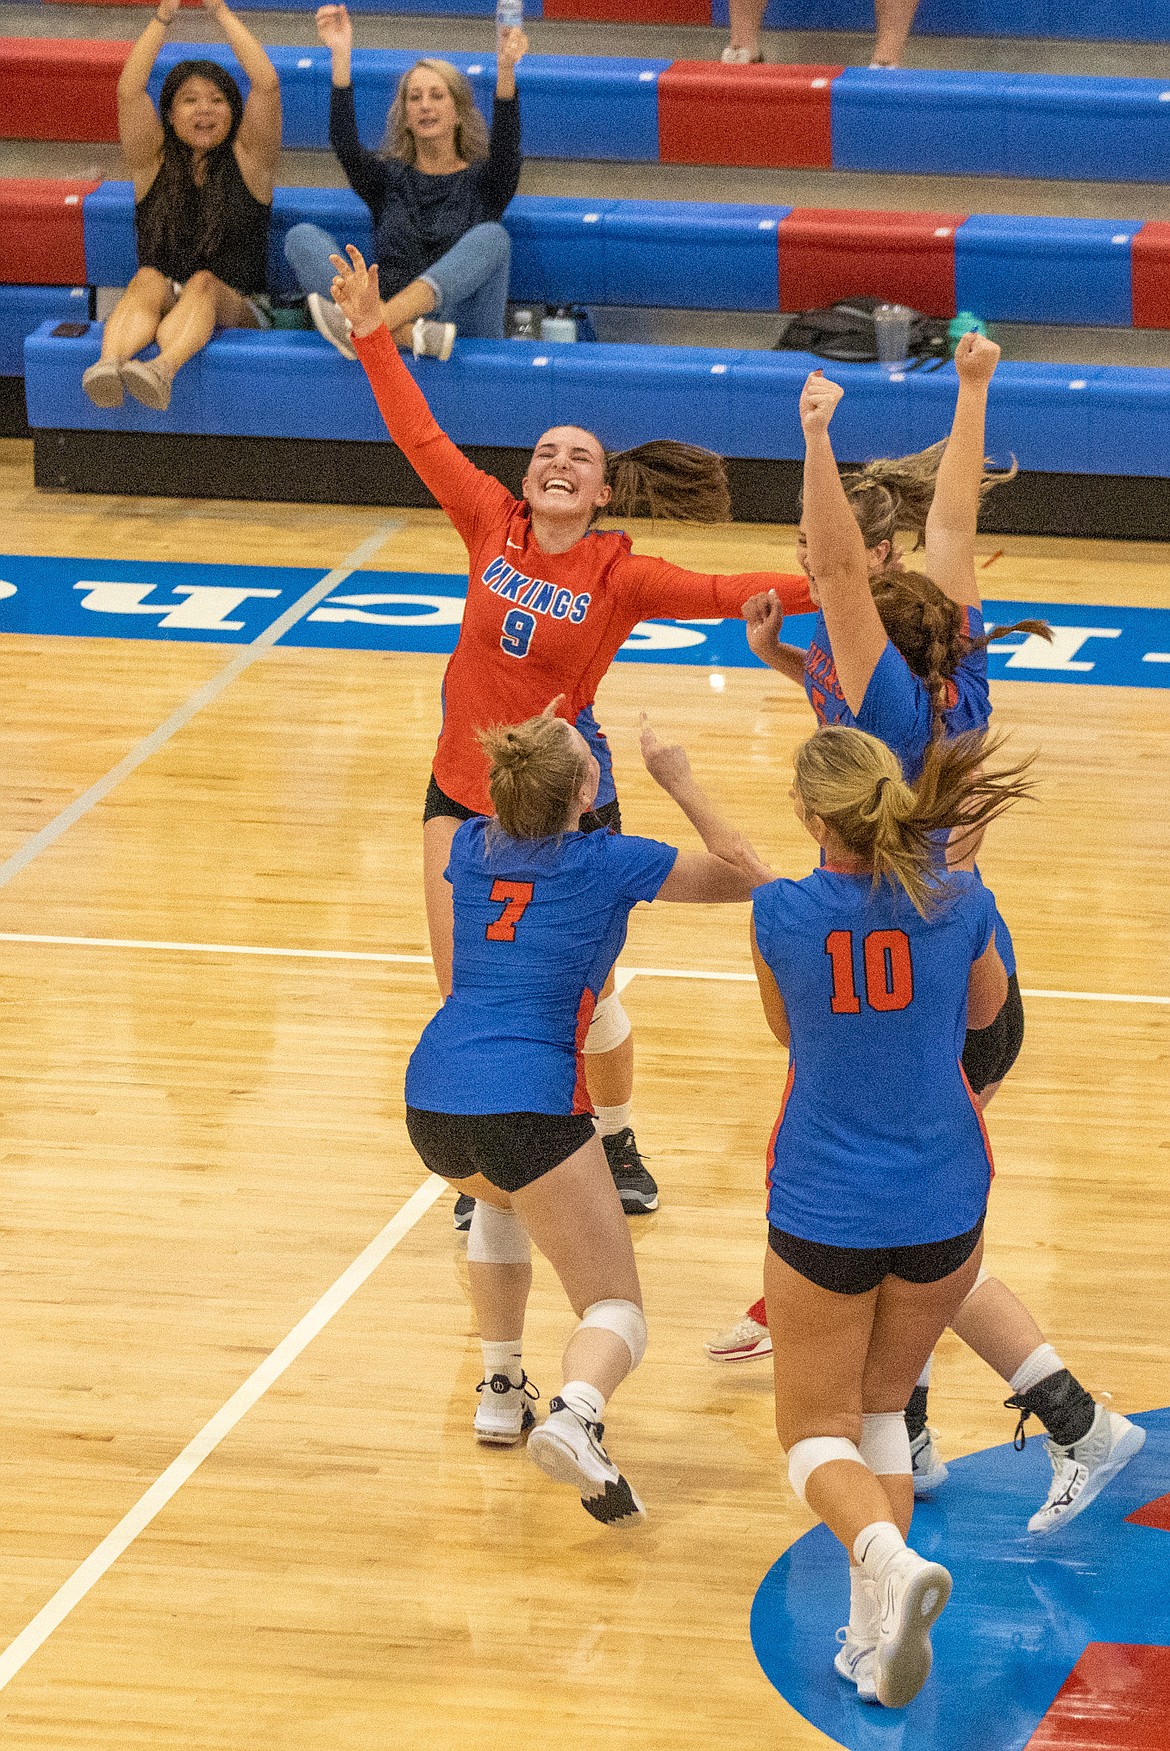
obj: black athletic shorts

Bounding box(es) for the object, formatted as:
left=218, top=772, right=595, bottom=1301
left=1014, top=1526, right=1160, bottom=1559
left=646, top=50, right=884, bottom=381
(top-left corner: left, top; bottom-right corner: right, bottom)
left=768, top=1213, right=986, bottom=1296
left=405, top=1105, right=597, bottom=1194
left=961, top=972, right=1023, bottom=1094
left=423, top=771, right=622, bottom=835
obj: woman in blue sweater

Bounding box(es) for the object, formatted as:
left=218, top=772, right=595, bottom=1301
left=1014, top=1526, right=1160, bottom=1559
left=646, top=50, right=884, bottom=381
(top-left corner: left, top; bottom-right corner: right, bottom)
left=285, top=4, right=524, bottom=361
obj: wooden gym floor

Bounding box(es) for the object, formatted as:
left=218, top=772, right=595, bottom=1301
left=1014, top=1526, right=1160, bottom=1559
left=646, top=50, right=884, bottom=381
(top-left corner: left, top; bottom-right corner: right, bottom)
left=0, top=435, right=1166, bottom=1748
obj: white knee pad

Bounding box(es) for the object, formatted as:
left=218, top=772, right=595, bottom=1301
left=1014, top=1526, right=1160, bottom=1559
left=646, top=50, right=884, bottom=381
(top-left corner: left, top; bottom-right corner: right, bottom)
left=577, top=1298, right=647, bottom=1370
left=467, top=1200, right=531, bottom=1266
left=859, top=1412, right=912, bottom=1477
left=583, top=992, right=632, bottom=1056
left=960, top=1264, right=990, bottom=1306
left=787, top=1436, right=865, bottom=1506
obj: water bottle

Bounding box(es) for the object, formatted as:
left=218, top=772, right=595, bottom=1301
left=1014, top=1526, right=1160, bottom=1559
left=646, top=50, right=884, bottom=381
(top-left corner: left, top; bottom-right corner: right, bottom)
left=949, top=311, right=989, bottom=352
left=540, top=306, right=578, bottom=343
left=511, top=307, right=536, bottom=340
left=496, top=0, right=523, bottom=48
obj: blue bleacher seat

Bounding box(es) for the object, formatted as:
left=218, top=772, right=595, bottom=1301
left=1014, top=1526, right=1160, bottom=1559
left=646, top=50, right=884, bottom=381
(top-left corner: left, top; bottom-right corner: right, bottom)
left=601, top=201, right=790, bottom=311
left=24, top=320, right=205, bottom=432
left=712, top=0, right=1170, bottom=38
left=0, top=285, right=90, bottom=375
left=832, top=69, right=1011, bottom=177
left=982, top=363, right=1097, bottom=474
left=81, top=180, right=135, bottom=286
left=544, top=342, right=735, bottom=453
left=22, top=327, right=1170, bottom=487
left=504, top=196, right=617, bottom=308
left=1087, top=368, right=1170, bottom=478
left=955, top=215, right=1138, bottom=326
left=999, top=76, right=1170, bottom=184
left=515, top=57, right=671, bottom=162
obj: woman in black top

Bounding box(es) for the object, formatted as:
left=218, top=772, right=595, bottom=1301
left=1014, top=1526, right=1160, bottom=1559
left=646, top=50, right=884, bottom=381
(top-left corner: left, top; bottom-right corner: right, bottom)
left=285, top=3, right=524, bottom=363
left=82, top=0, right=281, bottom=414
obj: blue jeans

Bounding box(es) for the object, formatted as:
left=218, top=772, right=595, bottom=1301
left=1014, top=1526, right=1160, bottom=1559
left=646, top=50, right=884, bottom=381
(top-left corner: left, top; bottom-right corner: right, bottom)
left=283, top=220, right=511, bottom=339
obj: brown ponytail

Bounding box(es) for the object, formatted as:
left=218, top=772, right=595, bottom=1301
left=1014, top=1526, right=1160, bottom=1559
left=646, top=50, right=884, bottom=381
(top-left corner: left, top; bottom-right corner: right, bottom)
left=603, top=440, right=731, bottom=524
left=869, top=566, right=1053, bottom=738
left=477, top=714, right=590, bottom=842
left=794, top=724, right=1035, bottom=917
left=841, top=442, right=1017, bottom=551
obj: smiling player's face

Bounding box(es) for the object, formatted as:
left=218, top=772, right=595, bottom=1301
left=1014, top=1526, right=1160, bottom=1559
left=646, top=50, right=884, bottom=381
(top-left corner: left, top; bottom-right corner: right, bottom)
left=523, top=428, right=611, bottom=523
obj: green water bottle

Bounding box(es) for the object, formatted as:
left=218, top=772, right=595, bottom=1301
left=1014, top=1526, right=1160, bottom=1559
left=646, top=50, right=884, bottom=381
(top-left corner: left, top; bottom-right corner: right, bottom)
left=949, top=311, right=989, bottom=354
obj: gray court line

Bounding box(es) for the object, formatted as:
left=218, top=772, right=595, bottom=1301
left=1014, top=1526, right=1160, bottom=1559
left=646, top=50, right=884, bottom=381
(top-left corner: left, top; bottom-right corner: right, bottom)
left=0, top=520, right=402, bottom=892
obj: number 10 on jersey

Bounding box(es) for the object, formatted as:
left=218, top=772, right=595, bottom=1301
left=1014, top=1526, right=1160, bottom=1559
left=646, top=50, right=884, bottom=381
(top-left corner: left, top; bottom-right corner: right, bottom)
left=825, top=928, right=914, bottom=1014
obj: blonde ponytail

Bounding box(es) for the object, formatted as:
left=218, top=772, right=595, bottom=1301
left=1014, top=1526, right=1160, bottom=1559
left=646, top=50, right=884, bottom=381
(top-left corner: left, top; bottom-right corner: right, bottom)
left=794, top=725, right=1035, bottom=916
left=835, top=442, right=1017, bottom=551
left=477, top=714, right=590, bottom=841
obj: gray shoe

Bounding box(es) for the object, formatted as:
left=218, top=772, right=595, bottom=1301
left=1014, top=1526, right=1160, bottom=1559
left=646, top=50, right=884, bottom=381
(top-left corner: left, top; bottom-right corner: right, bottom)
left=307, top=292, right=357, bottom=361
left=81, top=359, right=124, bottom=409
left=411, top=318, right=456, bottom=361
left=1028, top=1406, right=1146, bottom=1535
left=120, top=358, right=172, bottom=411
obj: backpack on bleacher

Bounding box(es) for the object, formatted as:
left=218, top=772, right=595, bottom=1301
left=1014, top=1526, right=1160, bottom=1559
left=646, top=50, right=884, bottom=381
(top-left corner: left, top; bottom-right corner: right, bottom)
left=775, top=297, right=951, bottom=370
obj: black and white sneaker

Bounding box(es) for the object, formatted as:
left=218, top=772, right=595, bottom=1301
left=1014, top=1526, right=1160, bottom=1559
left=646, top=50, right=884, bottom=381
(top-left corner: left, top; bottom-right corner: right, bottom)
left=453, top=1193, right=475, bottom=1232
left=527, top=1397, right=645, bottom=1524
left=474, top=1371, right=539, bottom=1446
left=602, top=1127, right=658, bottom=1213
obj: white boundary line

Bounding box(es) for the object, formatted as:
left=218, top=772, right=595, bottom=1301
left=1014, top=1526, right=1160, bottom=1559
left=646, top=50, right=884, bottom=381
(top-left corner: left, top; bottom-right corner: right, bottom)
left=0, top=1173, right=446, bottom=1693
left=0, top=932, right=1166, bottom=1007
left=0, top=521, right=402, bottom=893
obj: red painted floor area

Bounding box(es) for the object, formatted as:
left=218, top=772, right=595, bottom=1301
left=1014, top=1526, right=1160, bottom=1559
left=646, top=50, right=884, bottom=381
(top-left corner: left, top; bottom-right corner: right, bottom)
left=1026, top=1644, right=1170, bottom=1750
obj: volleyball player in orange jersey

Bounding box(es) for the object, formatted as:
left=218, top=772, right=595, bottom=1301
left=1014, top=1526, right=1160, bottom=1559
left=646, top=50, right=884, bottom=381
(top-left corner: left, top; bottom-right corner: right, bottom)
left=330, top=244, right=813, bottom=1220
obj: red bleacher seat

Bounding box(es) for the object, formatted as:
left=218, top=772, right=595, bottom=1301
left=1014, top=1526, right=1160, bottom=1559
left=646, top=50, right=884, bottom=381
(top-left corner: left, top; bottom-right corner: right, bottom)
left=779, top=207, right=967, bottom=318
left=1131, top=221, right=1170, bottom=329
left=658, top=63, right=841, bottom=169
left=545, top=0, right=707, bottom=17
left=0, top=179, right=101, bottom=285
left=0, top=39, right=128, bottom=143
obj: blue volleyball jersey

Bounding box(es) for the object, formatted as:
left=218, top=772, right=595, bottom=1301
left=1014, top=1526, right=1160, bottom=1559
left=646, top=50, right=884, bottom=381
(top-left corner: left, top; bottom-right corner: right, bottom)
left=405, top=817, right=677, bottom=1116
left=753, top=867, right=997, bottom=1248
left=803, top=606, right=1015, bottom=977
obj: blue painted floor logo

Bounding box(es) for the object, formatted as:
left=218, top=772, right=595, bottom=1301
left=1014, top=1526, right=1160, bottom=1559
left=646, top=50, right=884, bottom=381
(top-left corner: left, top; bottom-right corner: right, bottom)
left=1, top=554, right=1169, bottom=687
left=751, top=1409, right=1170, bottom=1750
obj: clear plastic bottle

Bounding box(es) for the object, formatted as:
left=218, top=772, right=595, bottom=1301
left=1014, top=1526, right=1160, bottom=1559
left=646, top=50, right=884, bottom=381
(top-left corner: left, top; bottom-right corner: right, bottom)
left=496, top=0, right=523, bottom=48
left=511, top=306, right=536, bottom=340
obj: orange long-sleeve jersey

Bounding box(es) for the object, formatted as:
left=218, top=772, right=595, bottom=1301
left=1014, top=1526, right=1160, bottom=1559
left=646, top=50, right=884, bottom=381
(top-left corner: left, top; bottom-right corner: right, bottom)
left=355, top=326, right=813, bottom=815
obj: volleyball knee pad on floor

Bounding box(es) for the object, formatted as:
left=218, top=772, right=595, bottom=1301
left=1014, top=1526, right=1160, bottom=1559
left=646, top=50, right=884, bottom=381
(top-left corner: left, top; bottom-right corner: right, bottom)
left=582, top=992, right=631, bottom=1056
left=577, top=1298, right=647, bottom=1369
left=467, top=1200, right=531, bottom=1265
left=859, top=1412, right=912, bottom=1476
left=787, top=1436, right=864, bottom=1506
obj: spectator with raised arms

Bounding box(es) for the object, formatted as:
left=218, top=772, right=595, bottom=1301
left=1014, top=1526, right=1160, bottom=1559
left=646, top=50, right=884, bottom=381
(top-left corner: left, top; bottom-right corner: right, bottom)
left=82, top=0, right=281, bottom=413
left=285, top=5, right=526, bottom=363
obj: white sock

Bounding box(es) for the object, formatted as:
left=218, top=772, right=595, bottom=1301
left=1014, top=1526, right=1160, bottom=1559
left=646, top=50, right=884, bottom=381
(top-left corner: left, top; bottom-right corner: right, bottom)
left=594, top=1101, right=632, bottom=1138
left=849, top=1563, right=879, bottom=1641
left=481, top=1339, right=524, bottom=1389
left=1010, top=1342, right=1063, bottom=1396
left=560, top=1378, right=606, bottom=1424
left=853, top=1521, right=906, bottom=1578
left=917, top=1356, right=933, bottom=1389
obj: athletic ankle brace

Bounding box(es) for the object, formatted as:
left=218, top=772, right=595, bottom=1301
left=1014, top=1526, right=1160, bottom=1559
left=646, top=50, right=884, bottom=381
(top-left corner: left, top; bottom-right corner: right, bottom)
left=467, top=1201, right=531, bottom=1266
left=582, top=992, right=632, bottom=1056
left=577, top=1298, right=647, bottom=1369
left=1006, top=1368, right=1096, bottom=1450
left=860, top=1412, right=912, bottom=1476
left=787, top=1436, right=865, bottom=1506
left=904, top=1385, right=930, bottom=1442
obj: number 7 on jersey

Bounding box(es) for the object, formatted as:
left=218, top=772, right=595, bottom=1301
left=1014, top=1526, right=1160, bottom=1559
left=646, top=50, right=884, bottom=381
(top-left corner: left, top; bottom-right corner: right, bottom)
left=486, top=879, right=535, bottom=942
